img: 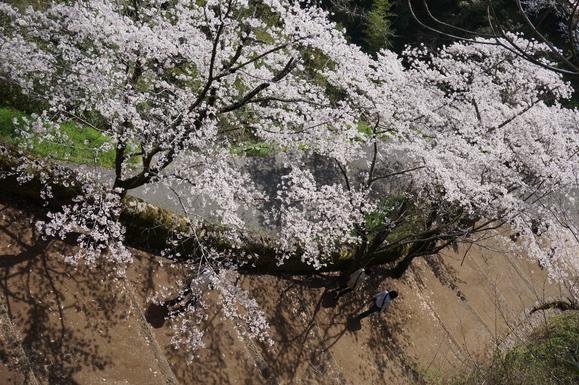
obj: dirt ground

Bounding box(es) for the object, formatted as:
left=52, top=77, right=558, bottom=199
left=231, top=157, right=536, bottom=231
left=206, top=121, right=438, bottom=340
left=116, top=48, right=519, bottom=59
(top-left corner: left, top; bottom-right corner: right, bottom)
left=0, top=196, right=573, bottom=385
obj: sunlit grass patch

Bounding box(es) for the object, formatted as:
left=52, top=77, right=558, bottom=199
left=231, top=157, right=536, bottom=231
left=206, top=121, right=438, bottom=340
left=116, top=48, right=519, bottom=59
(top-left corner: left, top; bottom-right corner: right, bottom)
left=0, top=106, right=116, bottom=168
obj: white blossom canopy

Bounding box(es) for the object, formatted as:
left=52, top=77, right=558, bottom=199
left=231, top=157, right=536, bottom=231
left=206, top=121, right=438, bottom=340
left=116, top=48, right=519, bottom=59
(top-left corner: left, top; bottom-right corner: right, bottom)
left=1, top=0, right=578, bottom=355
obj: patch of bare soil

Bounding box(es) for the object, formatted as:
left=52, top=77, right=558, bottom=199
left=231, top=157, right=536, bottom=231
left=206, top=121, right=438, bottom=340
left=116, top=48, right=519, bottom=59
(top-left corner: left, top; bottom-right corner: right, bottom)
left=0, top=197, right=572, bottom=385
left=0, top=198, right=173, bottom=385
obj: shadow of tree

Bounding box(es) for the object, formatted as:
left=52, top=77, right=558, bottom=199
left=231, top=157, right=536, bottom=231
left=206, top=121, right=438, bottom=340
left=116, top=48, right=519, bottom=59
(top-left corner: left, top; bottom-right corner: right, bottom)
left=0, top=198, right=127, bottom=384
left=227, top=266, right=433, bottom=385
left=423, top=254, right=466, bottom=299
left=163, top=306, right=266, bottom=385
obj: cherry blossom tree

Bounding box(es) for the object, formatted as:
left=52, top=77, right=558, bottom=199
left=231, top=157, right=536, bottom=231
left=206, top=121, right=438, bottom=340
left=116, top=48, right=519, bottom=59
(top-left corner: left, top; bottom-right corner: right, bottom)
left=1, top=0, right=578, bottom=356
left=410, top=0, right=579, bottom=75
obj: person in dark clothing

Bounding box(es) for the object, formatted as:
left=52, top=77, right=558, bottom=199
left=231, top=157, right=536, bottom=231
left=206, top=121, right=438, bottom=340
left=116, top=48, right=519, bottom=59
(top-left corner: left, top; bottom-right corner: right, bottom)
left=357, top=290, right=398, bottom=319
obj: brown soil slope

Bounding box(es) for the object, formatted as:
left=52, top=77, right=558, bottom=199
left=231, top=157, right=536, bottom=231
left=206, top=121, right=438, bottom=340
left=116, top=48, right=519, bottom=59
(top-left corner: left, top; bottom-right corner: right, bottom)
left=0, top=197, right=571, bottom=385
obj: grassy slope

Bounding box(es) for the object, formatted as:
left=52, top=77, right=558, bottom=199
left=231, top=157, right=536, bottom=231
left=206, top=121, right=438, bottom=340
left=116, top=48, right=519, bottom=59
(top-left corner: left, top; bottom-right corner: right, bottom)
left=428, top=311, right=579, bottom=385
left=0, top=106, right=116, bottom=168
left=500, top=312, right=579, bottom=385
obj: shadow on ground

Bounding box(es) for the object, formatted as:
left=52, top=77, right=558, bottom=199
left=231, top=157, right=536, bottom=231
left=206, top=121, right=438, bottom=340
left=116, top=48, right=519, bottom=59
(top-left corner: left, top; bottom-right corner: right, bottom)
left=0, top=197, right=162, bottom=385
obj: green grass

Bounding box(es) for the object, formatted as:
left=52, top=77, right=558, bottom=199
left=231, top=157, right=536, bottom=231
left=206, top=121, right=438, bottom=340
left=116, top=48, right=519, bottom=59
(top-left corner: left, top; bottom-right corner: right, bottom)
left=0, top=107, right=21, bottom=141
left=230, top=141, right=275, bottom=157
left=0, top=106, right=116, bottom=168
left=422, top=311, right=579, bottom=385
left=500, top=311, right=579, bottom=384
left=1, top=106, right=280, bottom=168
